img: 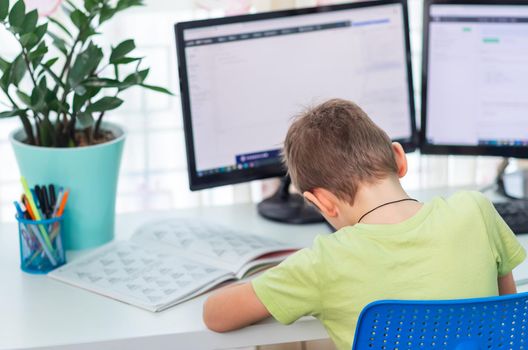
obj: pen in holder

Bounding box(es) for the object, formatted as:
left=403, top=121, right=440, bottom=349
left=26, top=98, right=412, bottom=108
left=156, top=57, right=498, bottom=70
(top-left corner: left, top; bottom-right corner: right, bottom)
left=16, top=215, right=66, bottom=274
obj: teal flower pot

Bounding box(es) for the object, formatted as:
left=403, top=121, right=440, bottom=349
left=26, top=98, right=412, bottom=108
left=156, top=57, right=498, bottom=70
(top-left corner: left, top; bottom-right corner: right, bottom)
left=10, top=122, right=125, bottom=250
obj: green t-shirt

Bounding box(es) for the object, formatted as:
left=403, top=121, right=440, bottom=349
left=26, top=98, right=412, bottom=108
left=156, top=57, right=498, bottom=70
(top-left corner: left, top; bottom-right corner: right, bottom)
left=252, top=191, right=526, bottom=350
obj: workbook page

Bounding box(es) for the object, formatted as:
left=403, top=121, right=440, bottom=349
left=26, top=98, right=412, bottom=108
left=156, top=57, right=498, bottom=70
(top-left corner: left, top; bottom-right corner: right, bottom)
left=49, top=241, right=233, bottom=312
left=131, top=218, right=298, bottom=273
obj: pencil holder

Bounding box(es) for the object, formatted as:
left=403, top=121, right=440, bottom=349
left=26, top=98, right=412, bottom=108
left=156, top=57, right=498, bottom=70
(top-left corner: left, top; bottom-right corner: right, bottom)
left=16, top=215, right=66, bottom=274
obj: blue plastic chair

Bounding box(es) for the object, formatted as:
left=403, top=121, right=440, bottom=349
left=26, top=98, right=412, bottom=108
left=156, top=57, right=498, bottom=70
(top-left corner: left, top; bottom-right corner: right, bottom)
left=352, top=292, right=528, bottom=350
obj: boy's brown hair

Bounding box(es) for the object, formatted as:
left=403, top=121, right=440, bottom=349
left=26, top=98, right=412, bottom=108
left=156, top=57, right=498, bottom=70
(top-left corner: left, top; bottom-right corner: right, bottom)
left=283, top=99, right=398, bottom=204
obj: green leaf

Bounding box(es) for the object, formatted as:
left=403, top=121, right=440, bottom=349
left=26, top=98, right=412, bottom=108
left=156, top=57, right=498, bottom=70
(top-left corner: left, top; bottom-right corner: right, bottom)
left=39, top=61, right=65, bottom=89
left=84, top=0, right=98, bottom=12
left=33, top=23, right=48, bottom=45
left=42, top=57, right=58, bottom=69
left=112, top=56, right=141, bottom=65
left=16, top=90, right=31, bottom=106
left=38, top=75, right=47, bottom=90
left=70, top=9, right=87, bottom=30
left=48, top=98, right=69, bottom=114
left=74, top=84, right=86, bottom=95
left=116, top=0, right=144, bottom=12
left=121, top=68, right=149, bottom=89
left=73, top=92, right=88, bottom=112
left=20, top=32, right=37, bottom=48
left=77, top=111, right=94, bottom=128
left=29, top=77, right=47, bottom=111
left=0, top=0, right=9, bottom=21
left=86, top=96, right=123, bottom=113
left=11, top=54, right=26, bottom=86
left=0, top=57, right=9, bottom=72
left=48, top=32, right=68, bottom=56
left=110, top=39, right=135, bottom=64
left=140, top=83, right=174, bottom=95
left=68, top=42, right=103, bottom=87
left=99, top=4, right=115, bottom=24
left=78, top=24, right=98, bottom=42
left=8, top=0, right=25, bottom=31
left=0, top=62, right=11, bottom=90
left=30, top=85, right=46, bottom=110
left=86, top=86, right=101, bottom=99
left=29, top=41, right=48, bottom=69
left=48, top=17, right=73, bottom=38
left=138, top=68, right=149, bottom=82
left=21, top=9, right=38, bottom=33
left=83, top=77, right=123, bottom=88
left=0, top=109, right=26, bottom=118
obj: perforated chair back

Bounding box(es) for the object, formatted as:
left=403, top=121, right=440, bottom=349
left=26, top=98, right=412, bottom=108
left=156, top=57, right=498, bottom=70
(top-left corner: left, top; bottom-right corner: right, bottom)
left=352, top=292, right=528, bottom=350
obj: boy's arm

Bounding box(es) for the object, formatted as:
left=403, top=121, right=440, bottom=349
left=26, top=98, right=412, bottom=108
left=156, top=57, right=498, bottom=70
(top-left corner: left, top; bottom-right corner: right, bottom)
left=203, top=282, right=271, bottom=332
left=498, top=272, right=517, bottom=295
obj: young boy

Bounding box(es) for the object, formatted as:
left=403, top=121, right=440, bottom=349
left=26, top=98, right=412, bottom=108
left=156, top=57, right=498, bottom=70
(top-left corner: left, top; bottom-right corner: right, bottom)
left=202, top=99, right=526, bottom=350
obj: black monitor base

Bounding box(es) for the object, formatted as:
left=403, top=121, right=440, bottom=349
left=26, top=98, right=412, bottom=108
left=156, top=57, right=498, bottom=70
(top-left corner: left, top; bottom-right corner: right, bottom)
left=496, top=159, right=528, bottom=200
left=257, top=176, right=325, bottom=224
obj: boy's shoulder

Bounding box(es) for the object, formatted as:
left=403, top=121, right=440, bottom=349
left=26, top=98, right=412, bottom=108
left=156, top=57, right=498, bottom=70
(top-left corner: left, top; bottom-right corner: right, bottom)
left=302, top=191, right=493, bottom=254
left=444, top=190, right=493, bottom=214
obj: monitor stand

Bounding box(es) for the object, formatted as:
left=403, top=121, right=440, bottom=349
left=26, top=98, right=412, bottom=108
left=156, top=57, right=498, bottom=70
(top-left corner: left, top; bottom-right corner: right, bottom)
left=496, top=159, right=528, bottom=200
left=257, top=176, right=325, bottom=224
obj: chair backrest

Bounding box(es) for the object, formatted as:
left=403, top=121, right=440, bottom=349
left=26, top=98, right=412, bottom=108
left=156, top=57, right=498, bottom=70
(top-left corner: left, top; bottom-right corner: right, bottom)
left=352, top=292, right=528, bottom=350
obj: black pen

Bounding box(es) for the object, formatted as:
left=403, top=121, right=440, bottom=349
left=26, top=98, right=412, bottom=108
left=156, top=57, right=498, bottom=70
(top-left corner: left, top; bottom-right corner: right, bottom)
left=42, top=186, right=51, bottom=219
left=34, top=185, right=42, bottom=210
left=49, top=184, right=56, bottom=208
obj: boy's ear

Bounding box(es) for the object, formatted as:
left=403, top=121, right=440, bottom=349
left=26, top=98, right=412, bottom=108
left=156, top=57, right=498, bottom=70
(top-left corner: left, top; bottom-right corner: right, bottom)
left=303, top=188, right=339, bottom=218
left=392, top=142, right=408, bottom=178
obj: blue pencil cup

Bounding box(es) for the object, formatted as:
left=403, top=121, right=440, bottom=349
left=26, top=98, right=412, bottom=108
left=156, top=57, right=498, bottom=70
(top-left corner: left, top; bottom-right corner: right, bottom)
left=17, top=215, right=66, bottom=274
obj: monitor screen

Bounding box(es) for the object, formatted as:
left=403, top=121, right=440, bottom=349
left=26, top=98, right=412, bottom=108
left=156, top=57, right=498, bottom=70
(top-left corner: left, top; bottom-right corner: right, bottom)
left=421, top=0, right=528, bottom=158
left=176, top=0, right=416, bottom=190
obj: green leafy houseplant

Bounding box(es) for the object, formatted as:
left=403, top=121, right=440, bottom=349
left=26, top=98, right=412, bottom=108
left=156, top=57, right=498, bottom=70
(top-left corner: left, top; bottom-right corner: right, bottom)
left=0, top=0, right=172, bottom=147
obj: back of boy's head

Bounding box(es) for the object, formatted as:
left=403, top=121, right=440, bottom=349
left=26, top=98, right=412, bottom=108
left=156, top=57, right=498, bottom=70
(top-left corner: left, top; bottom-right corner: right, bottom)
left=283, top=98, right=398, bottom=205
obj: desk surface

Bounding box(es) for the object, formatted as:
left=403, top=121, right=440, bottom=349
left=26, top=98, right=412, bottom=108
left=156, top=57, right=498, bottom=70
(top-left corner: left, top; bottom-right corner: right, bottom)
left=2, top=188, right=528, bottom=350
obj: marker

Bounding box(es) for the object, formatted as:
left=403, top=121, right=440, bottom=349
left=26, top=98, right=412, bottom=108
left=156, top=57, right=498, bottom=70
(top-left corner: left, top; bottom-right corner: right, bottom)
left=23, top=196, right=35, bottom=220
left=14, top=201, right=34, bottom=249
left=41, top=186, right=51, bottom=219
left=56, top=189, right=70, bottom=218
left=51, top=190, right=64, bottom=218
left=48, top=185, right=56, bottom=208
left=14, top=201, right=25, bottom=218
left=20, top=177, right=55, bottom=253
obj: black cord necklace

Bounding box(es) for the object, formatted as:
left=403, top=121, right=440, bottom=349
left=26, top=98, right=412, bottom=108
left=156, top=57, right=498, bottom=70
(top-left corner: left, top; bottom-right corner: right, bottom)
left=357, top=198, right=419, bottom=223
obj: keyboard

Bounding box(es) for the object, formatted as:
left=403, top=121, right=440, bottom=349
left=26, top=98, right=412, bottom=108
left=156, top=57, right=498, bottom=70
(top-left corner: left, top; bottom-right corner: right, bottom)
left=493, top=201, right=528, bottom=234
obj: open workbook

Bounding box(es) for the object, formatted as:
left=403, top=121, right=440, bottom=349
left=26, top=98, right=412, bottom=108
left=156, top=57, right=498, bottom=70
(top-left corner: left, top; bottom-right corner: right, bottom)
left=49, top=218, right=299, bottom=312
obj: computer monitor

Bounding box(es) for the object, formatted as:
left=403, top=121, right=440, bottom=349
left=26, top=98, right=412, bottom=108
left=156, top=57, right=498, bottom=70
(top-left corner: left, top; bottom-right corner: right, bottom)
left=421, top=0, right=528, bottom=159
left=175, top=0, right=417, bottom=223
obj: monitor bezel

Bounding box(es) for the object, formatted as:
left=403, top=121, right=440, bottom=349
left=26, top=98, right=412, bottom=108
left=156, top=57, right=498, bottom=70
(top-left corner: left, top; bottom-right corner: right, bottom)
left=175, top=0, right=418, bottom=191
left=420, top=0, right=528, bottom=159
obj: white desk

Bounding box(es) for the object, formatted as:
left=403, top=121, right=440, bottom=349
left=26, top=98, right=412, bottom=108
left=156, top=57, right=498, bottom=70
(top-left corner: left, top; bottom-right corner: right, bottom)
left=0, top=204, right=330, bottom=350
left=2, top=189, right=528, bottom=350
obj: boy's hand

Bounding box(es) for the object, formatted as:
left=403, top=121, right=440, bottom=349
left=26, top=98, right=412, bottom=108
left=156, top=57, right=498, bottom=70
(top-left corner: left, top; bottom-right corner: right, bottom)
left=203, top=282, right=271, bottom=332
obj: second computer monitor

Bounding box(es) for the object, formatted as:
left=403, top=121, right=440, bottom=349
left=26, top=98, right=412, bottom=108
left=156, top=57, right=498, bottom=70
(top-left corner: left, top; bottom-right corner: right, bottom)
left=176, top=0, right=417, bottom=190
left=421, top=0, right=528, bottom=159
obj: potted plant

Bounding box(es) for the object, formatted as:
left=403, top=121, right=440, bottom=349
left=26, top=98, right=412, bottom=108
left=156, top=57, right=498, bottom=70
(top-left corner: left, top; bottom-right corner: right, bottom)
left=0, top=0, right=172, bottom=249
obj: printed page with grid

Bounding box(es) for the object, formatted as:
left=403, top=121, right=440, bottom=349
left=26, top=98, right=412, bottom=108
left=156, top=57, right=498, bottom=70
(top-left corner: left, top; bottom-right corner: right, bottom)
left=49, top=218, right=299, bottom=312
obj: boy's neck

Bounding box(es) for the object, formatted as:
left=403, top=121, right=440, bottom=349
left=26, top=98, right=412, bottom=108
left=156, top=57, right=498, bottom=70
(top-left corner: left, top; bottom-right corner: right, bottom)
left=344, top=176, right=422, bottom=226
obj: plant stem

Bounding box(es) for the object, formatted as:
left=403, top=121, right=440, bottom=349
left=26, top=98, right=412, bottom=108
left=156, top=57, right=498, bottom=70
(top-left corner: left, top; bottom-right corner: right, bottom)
left=4, top=89, right=20, bottom=109
left=3, top=90, right=35, bottom=144
left=20, top=45, right=38, bottom=88
left=19, top=113, right=36, bottom=145
left=94, top=111, right=105, bottom=139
